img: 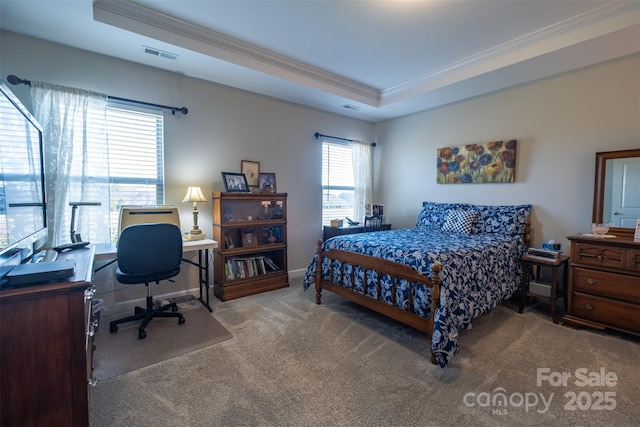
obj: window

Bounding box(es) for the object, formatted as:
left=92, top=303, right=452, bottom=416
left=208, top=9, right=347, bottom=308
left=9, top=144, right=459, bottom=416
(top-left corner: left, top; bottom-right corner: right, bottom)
left=67, top=103, right=164, bottom=245
left=322, top=141, right=354, bottom=226
left=104, top=104, right=165, bottom=242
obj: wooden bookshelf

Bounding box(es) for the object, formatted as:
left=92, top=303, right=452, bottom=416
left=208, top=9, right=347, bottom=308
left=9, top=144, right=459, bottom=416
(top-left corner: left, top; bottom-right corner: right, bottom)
left=212, top=192, right=289, bottom=301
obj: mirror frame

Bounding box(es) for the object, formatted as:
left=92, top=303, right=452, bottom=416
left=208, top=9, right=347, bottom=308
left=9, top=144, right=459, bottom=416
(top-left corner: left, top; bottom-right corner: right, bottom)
left=592, top=148, right=640, bottom=239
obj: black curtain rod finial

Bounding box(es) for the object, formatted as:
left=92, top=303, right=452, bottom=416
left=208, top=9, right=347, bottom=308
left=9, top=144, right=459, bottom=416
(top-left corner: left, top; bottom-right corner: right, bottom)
left=7, top=74, right=31, bottom=86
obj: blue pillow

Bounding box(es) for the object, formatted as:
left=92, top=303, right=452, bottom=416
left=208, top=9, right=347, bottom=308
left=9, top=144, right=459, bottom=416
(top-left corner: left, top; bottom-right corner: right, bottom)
left=471, top=204, right=531, bottom=235
left=416, top=202, right=470, bottom=229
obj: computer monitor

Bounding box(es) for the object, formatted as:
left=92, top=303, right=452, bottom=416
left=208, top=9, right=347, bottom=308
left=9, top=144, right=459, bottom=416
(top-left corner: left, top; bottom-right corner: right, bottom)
left=0, top=80, right=48, bottom=278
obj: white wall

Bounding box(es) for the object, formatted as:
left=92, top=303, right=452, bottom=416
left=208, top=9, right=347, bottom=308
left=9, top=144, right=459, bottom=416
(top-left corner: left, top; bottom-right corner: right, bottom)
left=0, top=30, right=374, bottom=311
left=374, top=53, right=640, bottom=250
left=3, top=30, right=639, bottom=311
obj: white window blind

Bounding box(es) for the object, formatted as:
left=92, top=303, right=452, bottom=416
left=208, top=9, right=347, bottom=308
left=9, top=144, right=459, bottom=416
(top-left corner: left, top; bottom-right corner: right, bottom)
left=104, top=104, right=164, bottom=242
left=322, top=141, right=354, bottom=226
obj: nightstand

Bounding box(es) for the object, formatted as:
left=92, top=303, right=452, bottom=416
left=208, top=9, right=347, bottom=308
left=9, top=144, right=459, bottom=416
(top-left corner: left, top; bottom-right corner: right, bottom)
left=519, top=253, right=570, bottom=323
left=322, top=223, right=391, bottom=240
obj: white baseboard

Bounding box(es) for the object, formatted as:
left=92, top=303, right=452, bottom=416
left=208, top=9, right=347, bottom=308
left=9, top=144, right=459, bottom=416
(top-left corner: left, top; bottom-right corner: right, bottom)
left=101, top=268, right=308, bottom=318
left=103, top=287, right=200, bottom=318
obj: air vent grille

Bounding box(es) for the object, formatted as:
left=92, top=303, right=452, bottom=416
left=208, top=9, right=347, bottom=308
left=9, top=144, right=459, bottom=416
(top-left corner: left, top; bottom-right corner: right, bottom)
left=142, top=46, right=178, bottom=60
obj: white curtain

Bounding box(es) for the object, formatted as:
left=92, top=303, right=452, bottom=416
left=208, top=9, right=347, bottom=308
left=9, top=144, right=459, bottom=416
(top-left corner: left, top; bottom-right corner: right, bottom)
left=30, top=81, right=111, bottom=246
left=352, top=140, right=373, bottom=223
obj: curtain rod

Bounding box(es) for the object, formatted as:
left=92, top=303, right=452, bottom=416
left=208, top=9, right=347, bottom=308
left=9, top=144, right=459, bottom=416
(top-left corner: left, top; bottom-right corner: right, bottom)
left=314, top=132, right=376, bottom=147
left=7, top=74, right=188, bottom=115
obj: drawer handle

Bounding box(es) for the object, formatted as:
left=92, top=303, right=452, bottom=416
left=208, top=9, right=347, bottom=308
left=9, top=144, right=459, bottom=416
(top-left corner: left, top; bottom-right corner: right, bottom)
left=583, top=278, right=598, bottom=286
left=596, top=255, right=604, bottom=263
left=581, top=303, right=596, bottom=312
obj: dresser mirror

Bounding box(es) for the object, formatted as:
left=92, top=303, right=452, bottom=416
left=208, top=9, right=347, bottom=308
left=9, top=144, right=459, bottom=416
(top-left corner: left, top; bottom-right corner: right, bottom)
left=592, top=148, right=640, bottom=238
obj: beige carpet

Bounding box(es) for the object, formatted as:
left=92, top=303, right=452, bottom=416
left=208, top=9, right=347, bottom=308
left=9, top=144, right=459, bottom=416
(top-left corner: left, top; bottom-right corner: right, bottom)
left=89, top=278, right=640, bottom=426
left=92, top=300, right=232, bottom=381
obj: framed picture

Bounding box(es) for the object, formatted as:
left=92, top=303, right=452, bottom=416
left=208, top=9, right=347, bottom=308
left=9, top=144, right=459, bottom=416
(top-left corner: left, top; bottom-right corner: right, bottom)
left=241, top=160, right=260, bottom=188
left=224, top=232, right=235, bottom=249
left=259, top=173, right=276, bottom=193
left=222, top=172, right=250, bottom=192
left=437, top=139, right=517, bottom=184
left=241, top=229, right=257, bottom=247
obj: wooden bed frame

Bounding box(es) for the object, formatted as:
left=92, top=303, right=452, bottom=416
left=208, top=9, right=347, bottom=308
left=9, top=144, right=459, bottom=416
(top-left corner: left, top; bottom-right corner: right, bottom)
left=313, top=220, right=531, bottom=365
left=313, top=240, right=442, bottom=364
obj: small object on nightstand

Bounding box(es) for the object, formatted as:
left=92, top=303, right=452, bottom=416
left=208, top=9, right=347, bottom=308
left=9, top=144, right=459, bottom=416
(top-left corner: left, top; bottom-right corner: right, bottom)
left=330, top=219, right=343, bottom=227
left=541, top=240, right=561, bottom=251
left=519, top=253, right=570, bottom=324
left=345, top=217, right=359, bottom=226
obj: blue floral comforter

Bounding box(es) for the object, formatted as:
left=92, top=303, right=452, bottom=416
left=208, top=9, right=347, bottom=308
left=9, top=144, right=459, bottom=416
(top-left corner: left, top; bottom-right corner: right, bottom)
left=303, top=227, right=527, bottom=368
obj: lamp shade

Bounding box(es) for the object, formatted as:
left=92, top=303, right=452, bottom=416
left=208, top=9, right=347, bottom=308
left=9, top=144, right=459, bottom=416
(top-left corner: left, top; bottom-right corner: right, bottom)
left=182, top=186, right=207, bottom=203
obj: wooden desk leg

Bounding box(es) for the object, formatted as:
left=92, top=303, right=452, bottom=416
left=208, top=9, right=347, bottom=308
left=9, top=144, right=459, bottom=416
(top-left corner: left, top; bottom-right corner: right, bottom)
left=550, top=267, right=558, bottom=324
left=562, top=261, right=568, bottom=311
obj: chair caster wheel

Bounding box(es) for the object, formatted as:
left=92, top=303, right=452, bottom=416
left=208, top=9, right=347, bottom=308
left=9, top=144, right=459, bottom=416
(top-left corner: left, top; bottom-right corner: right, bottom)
left=110, top=324, right=118, bottom=333
left=178, top=315, right=185, bottom=325
left=138, top=329, right=147, bottom=339
left=171, top=305, right=178, bottom=312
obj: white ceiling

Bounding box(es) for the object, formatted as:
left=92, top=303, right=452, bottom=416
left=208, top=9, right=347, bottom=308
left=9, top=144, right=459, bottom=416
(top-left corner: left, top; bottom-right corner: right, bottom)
left=1, top=0, right=639, bottom=122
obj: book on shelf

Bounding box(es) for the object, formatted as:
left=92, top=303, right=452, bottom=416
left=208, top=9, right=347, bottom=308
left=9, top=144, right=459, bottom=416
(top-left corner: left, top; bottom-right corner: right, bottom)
left=224, top=255, right=281, bottom=280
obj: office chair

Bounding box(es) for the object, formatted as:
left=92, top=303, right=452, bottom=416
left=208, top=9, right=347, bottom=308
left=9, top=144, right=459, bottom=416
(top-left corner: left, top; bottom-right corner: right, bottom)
left=364, top=215, right=383, bottom=232
left=109, top=223, right=185, bottom=339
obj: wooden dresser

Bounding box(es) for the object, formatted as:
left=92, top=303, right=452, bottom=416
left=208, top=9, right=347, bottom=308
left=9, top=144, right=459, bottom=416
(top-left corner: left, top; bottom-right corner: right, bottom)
left=0, top=247, right=95, bottom=427
left=564, top=235, right=640, bottom=336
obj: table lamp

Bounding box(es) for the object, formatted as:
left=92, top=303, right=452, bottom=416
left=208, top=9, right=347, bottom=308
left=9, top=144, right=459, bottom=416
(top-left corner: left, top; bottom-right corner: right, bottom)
left=182, top=186, right=207, bottom=240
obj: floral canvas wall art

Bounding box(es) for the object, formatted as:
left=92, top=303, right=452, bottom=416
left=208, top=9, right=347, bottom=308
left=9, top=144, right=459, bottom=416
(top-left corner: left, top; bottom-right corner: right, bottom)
left=437, top=140, right=517, bottom=184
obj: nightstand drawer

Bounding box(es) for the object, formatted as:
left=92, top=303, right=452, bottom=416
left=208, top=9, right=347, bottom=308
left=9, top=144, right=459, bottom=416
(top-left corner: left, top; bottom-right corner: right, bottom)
left=571, top=292, right=640, bottom=331
left=573, top=267, right=640, bottom=303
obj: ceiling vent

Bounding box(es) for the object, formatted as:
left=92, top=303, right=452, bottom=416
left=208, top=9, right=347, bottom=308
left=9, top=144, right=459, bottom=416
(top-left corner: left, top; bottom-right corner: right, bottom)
left=142, top=46, right=178, bottom=60
left=342, top=104, right=359, bottom=111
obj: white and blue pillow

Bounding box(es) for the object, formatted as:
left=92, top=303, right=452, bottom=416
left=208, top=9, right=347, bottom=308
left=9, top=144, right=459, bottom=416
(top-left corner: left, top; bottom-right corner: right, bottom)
left=442, top=209, right=478, bottom=234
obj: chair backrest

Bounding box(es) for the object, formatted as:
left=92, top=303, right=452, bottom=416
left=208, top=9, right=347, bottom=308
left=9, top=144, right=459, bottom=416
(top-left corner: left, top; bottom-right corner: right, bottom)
left=117, top=223, right=183, bottom=277
left=364, top=215, right=383, bottom=232
left=118, top=206, right=181, bottom=238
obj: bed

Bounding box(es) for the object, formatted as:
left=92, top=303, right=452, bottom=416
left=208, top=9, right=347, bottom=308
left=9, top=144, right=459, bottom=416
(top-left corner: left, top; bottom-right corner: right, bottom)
left=303, top=202, right=531, bottom=368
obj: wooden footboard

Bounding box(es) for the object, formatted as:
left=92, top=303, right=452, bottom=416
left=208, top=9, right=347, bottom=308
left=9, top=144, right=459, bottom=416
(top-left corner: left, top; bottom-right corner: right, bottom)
left=313, top=240, right=441, bottom=364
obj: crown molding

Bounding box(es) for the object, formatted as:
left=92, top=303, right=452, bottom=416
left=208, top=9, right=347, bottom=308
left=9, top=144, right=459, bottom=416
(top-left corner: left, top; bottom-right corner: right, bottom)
left=93, top=0, right=380, bottom=106
left=381, top=2, right=640, bottom=105
left=94, top=0, right=639, bottom=110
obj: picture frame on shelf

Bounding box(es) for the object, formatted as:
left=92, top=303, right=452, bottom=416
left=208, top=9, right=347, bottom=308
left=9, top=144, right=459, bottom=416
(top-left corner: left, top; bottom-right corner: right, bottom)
left=224, top=232, right=235, bottom=249
left=259, top=173, right=276, bottom=193
left=222, top=172, right=250, bottom=192
left=241, top=229, right=258, bottom=247
left=241, top=160, right=260, bottom=188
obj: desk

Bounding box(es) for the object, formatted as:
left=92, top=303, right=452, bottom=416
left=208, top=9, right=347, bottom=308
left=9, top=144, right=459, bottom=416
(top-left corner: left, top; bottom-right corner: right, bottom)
left=94, top=238, right=218, bottom=312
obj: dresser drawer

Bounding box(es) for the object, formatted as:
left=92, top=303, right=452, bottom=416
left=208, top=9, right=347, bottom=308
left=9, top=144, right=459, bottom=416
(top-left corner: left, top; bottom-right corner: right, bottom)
left=629, top=249, right=640, bottom=273
left=573, top=242, right=626, bottom=269
left=571, top=292, right=640, bottom=332
left=573, top=267, right=640, bottom=303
